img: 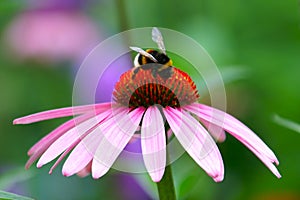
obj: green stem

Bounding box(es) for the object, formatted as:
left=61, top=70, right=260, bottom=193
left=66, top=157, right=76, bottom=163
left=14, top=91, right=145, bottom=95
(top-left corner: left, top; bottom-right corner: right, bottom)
left=156, top=163, right=176, bottom=200
left=115, top=0, right=132, bottom=58
left=156, top=123, right=176, bottom=200
left=116, top=0, right=130, bottom=31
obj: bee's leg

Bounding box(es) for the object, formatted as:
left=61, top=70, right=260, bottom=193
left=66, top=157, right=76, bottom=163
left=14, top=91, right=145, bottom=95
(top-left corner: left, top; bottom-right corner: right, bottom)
left=151, top=68, right=158, bottom=78
left=158, top=67, right=173, bottom=80
left=132, top=67, right=140, bottom=79
left=141, top=64, right=153, bottom=70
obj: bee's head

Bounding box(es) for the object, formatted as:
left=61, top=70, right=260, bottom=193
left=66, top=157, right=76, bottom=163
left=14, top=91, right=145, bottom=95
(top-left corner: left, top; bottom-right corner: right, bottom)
left=131, top=27, right=173, bottom=68
left=133, top=49, right=173, bottom=67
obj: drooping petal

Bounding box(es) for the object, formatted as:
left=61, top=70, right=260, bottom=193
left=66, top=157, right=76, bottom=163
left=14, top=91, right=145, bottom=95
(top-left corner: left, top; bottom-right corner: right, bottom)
left=13, top=102, right=112, bottom=124
left=200, top=119, right=226, bottom=142
left=77, top=162, right=92, bottom=177
left=37, top=110, right=111, bottom=168
left=62, top=116, right=113, bottom=177
left=62, top=107, right=127, bottom=177
left=141, top=106, right=166, bottom=182
left=28, top=112, right=94, bottom=156
left=184, top=103, right=281, bottom=178
left=61, top=138, right=97, bottom=177
left=25, top=113, right=94, bottom=169
left=49, top=138, right=81, bottom=174
left=51, top=107, right=123, bottom=175
left=92, top=107, right=145, bottom=179
left=164, top=107, right=224, bottom=182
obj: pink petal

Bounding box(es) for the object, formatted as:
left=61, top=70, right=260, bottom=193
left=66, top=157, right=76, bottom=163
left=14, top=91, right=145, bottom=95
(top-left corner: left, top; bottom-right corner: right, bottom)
left=92, top=107, right=145, bottom=179
left=141, top=106, right=166, bottom=182
left=28, top=113, right=93, bottom=156
left=62, top=115, right=113, bottom=177
left=49, top=138, right=81, bottom=174
left=200, top=119, right=226, bottom=142
left=61, top=142, right=93, bottom=177
left=164, top=107, right=224, bottom=182
left=13, top=102, right=112, bottom=124
left=62, top=107, right=128, bottom=176
left=185, top=103, right=281, bottom=178
left=25, top=113, right=94, bottom=169
left=37, top=110, right=111, bottom=168
left=52, top=107, right=116, bottom=176
left=77, top=162, right=92, bottom=177
left=166, top=129, right=173, bottom=138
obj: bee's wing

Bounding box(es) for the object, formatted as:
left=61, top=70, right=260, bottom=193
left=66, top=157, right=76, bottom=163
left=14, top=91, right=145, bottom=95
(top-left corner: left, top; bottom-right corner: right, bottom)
left=152, top=27, right=166, bottom=55
left=130, top=46, right=157, bottom=62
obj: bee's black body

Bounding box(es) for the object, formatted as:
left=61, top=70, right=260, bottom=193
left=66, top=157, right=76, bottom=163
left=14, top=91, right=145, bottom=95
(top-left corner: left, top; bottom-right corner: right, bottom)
left=132, top=49, right=174, bottom=80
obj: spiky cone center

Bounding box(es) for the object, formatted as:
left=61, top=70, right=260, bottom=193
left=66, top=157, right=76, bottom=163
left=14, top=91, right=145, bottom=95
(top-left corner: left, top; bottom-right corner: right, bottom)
left=113, top=64, right=199, bottom=109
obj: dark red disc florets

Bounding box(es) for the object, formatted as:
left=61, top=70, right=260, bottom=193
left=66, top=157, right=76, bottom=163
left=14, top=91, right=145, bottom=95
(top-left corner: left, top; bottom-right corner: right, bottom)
left=113, top=66, right=199, bottom=108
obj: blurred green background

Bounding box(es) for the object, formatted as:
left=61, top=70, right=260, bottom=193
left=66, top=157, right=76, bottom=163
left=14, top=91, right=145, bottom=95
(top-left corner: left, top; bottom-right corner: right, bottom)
left=0, top=0, right=299, bottom=199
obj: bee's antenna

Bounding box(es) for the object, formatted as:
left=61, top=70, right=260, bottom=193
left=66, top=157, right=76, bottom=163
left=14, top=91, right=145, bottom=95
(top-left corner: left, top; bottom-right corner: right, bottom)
left=152, top=27, right=166, bottom=55
left=130, top=46, right=158, bottom=62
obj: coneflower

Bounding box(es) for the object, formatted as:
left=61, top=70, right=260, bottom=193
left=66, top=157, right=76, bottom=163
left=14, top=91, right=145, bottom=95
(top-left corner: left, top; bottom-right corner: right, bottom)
left=14, top=28, right=280, bottom=183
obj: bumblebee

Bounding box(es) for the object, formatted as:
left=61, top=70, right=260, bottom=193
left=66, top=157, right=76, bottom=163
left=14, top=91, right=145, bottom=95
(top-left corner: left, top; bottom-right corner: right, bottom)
left=130, top=28, right=174, bottom=80
left=114, top=28, right=199, bottom=108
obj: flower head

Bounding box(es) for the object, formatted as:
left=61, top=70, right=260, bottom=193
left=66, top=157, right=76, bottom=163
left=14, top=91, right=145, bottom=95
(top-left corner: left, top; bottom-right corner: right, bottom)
left=14, top=28, right=281, bottom=182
